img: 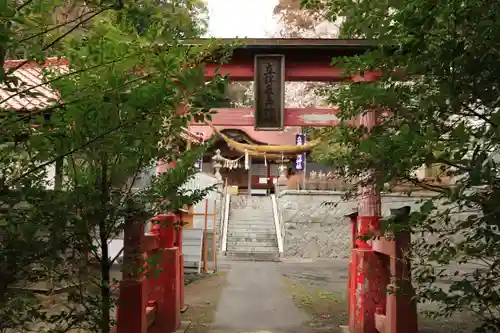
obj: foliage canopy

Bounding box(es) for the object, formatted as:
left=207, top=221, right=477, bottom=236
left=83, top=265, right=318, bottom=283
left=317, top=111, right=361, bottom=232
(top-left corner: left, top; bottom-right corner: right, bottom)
left=1, top=1, right=227, bottom=332
left=302, top=0, right=500, bottom=331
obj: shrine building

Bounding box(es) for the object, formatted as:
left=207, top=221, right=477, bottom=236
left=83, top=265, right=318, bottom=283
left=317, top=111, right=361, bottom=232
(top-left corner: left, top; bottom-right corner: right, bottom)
left=183, top=38, right=370, bottom=194
left=192, top=125, right=302, bottom=194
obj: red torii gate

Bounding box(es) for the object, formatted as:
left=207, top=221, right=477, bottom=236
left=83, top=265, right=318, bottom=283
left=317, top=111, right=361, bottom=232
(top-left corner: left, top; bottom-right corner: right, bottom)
left=199, top=38, right=379, bottom=128
left=191, top=38, right=418, bottom=333
left=114, top=38, right=417, bottom=333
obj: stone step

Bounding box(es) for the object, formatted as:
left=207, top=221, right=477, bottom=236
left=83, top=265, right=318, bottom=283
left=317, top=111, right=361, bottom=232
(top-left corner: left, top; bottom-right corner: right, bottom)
left=227, top=236, right=277, bottom=243
left=231, top=208, right=273, bottom=212
left=227, top=237, right=276, bottom=243
left=227, top=231, right=276, bottom=238
left=226, top=240, right=277, bottom=247
left=227, top=231, right=275, bottom=236
left=227, top=228, right=275, bottom=233
left=227, top=231, right=276, bottom=236
left=226, top=245, right=279, bottom=252
left=229, top=217, right=274, bottom=225
left=227, top=239, right=276, bottom=245
left=227, top=227, right=275, bottom=232
left=230, top=212, right=274, bottom=217
left=227, top=229, right=275, bottom=235
left=229, top=215, right=274, bottom=220
left=231, top=202, right=272, bottom=206
left=231, top=197, right=269, bottom=200
left=228, top=223, right=275, bottom=229
left=225, top=251, right=280, bottom=262
left=230, top=215, right=274, bottom=219
left=229, top=213, right=274, bottom=222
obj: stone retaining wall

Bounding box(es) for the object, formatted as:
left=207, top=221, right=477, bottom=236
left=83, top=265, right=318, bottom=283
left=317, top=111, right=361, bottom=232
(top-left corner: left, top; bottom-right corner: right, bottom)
left=276, top=190, right=439, bottom=259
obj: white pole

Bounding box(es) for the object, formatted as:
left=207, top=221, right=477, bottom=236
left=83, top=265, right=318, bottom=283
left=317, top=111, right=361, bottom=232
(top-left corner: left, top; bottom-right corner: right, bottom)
left=303, top=131, right=307, bottom=181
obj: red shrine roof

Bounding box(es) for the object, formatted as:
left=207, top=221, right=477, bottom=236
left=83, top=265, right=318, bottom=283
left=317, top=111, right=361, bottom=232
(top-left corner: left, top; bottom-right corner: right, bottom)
left=1, top=58, right=68, bottom=111
left=188, top=125, right=300, bottom=146
left=1, top=59, right=198, bottom=141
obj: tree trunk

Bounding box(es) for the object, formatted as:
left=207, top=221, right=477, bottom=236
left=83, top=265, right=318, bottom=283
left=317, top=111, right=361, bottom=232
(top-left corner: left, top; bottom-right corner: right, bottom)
left=98, top=155, right=111, bottom=333
left=54, top=158, right=63, bottom=190
left=99, top=228, right=111, bottom=333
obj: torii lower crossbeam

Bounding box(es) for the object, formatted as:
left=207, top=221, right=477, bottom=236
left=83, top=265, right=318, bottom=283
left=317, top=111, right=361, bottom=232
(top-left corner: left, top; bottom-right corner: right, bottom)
left=193, top=108, right=340, bottom=127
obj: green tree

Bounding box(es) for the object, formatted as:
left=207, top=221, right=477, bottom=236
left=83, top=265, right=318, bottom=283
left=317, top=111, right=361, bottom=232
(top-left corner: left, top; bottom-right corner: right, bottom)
left=1, top=1, right=228, bottom=332
left=302, top=0, right=500, bottom=331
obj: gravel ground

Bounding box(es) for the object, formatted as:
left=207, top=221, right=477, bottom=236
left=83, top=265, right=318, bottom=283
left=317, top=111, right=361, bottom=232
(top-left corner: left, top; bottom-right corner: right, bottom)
left=278, top=259, right=478, bottom=333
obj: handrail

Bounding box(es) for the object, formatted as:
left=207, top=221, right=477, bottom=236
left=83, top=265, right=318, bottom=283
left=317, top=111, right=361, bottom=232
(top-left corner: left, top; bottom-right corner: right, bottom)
left=270, top=194, right=284, bottom=256
left=220, top=193, right=231, bottom=254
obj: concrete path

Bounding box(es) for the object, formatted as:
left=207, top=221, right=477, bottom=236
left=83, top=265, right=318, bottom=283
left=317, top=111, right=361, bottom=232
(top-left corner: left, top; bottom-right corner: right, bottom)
left=211, top=261, right=310, bottom=332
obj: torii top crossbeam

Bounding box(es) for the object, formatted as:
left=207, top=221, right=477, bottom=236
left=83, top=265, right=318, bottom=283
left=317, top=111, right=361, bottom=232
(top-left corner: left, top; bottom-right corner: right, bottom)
left=185, top=38, right=379, bottom=129
left=186, top=38, right=377, bottom=82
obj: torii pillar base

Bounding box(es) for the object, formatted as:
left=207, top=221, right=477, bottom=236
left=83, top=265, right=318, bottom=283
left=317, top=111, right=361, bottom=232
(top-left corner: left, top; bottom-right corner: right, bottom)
left=347, top=248, right=387, bottom=333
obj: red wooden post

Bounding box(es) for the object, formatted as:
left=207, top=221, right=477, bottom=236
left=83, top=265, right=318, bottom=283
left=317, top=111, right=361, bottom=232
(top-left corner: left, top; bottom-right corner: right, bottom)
left=211, top=202, right=217, bottom=271
left=153, top=213, right=177, bottom=248
left=148, top=234, right=180, bottom=333
left=116, top=212, right=148, bottom=333
left=142, top=213, right=183, bottom=333
left=145, top=219, right=162, bottom=333
left=162, top=247, right=181, bottom=332
left=175, top=212, right=186, bottom=312
left=385, top=207, right=418, bottom=333
left=117, top=280, right=148, bottom=333
left=202, top=199, right=209, bottom=273
left=345, top=209, right=358, bottom=322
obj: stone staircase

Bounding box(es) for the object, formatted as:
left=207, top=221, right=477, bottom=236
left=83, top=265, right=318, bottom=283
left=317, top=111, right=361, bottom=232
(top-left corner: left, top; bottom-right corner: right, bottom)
left=225, top=195, right=279, bottom=261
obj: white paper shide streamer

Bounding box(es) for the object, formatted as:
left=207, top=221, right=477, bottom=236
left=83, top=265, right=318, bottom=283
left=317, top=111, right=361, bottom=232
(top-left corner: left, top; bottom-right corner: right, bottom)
left=223, top=157, right=241, bottom=170
left=244, top=149, right=249, bottom=170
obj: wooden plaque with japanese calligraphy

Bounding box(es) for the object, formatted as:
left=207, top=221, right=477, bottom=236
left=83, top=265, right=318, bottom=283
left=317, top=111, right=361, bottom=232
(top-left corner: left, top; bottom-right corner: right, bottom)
left=254, top=55, right=285, bottom=130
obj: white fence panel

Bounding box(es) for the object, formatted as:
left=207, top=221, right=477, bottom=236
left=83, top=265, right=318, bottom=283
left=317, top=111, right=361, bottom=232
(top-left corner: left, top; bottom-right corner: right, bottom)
left=182, top=228, right=204, bottom=273
left=182, top=172, right=220, bottom=229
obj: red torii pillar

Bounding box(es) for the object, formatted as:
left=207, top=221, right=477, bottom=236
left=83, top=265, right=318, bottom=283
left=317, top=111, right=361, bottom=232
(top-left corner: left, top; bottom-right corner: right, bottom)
left=348, top=105, right=382, bottom=333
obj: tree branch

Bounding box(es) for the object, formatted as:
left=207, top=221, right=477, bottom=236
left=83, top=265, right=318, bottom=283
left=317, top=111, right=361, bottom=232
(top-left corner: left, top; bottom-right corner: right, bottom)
left=1, top=73, right=154, bottom=128
left=402, top=176, right=450, bottom=194
left=16, top=8, right=100, bottom=44
left=462, top=103, right=497, bottom=128
left=16, top=0, right=35, bottom=11
left=0, top=52, right=143, bottom=106
left=6, top=6, right=112, bottom=76
left=8, top=112, right=150, bottom=185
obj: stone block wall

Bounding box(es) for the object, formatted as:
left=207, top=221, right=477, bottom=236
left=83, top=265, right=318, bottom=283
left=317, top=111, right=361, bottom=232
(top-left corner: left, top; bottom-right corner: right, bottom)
left=276, top=190, right=439, bottom=259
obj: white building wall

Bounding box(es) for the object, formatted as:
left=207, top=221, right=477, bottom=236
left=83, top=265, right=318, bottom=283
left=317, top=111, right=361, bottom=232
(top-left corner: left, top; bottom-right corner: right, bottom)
left=183, top=172, right=220, bottom=229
